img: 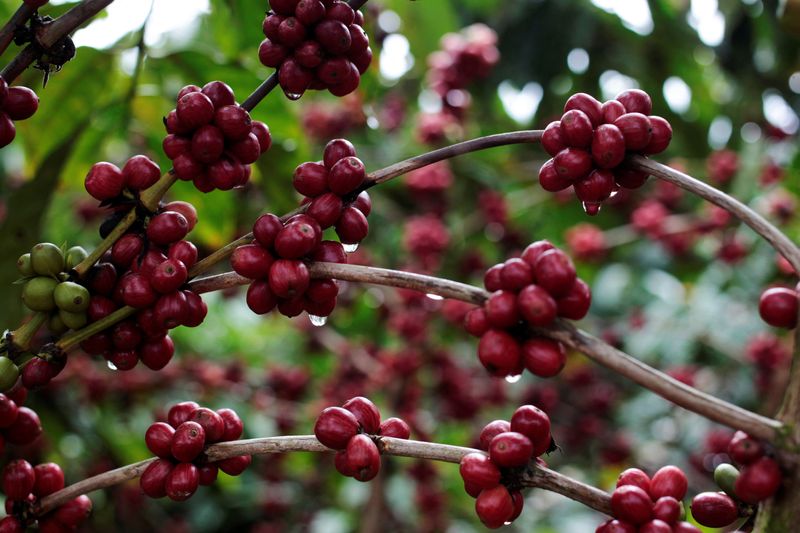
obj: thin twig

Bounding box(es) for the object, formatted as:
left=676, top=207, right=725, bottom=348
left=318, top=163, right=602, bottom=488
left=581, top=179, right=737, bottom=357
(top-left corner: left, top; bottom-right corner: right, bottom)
left=0, top=4, right=36, bottom=58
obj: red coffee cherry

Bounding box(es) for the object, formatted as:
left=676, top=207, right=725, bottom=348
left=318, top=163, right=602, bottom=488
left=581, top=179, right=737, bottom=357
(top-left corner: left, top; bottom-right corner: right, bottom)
left=459, top=452, right=500, bottom=490
left=534, top=249, right=577, bottom=297
left=564, top=92, right=603, bottom=126
left=539, top=158, right=572, bottom=192
left=268, top=259, right=310, bottom=299
left=483, top=264, right=504, bottom=292
left=690, top=492, right=738, bottom=528
left=574, top=169, right=615, bottom=205
left=176, top=92, right=214, bottom=129
left=139, top=335, right=175, bottom=370
left=123, top=155, right=161, bottom=190
left=275, top=221, right=320, bottom=259
left=614, top=113, right=652, bottom=151
left=464, top=307, right=489, bottom=337
left=227, top=130, right=259, bottom=163
left=315, top=19, right=352, bottom=54
left=378, top=417, right=411, bottom=439
left=168, top=240, right=198, bottom=268
left=649, top=465, right=687, bottom=500
left=0, top=395, right=18, bottom=428
left=500, top=259, right=533, bottom=291
left=188, top=407, right=225, bottom=443
left=542, top=121, right=567, bottom=157
left=201, top=81, right=235, bottom=108
left=169, top=403, right=200, bottom=428
left=510, top=404, right=551, bottom=456
left=4, top=87, right=38, bottom=120
left=323, top=139, right=357, bottom=169
left=111, top=233, right=144, bottom=269
left=147, top=211, right=189, bottom=246
left=171, top=421, right=206, bottom=462
left=33, top=463, right=64, bottom=498
left=475, top=485, right=514, bottom=529
left=478, top=329, right=522, bottom=377
left=344, top=434, right=381, bottom=481
left=307, top=193, right=344, bottom=229
left=489, top=431, right=533, bottom=468
left=0, top=114, right=15, bottom=148
left=521, top=240, right=555, bottom=268
left=246, top=280, right=278, bottom=314
left=328, top=156, right=365, bottom=195
left=197, top=464, right=218, bottom=486
left=638, top=520, right=672, bottom=533
left=728, top=431, right=764, bottom=465
left=616, top=89, right=653, bottom=115
left=5, top=407, right=42, bottom=445
left=478, top=420, right=511, bottom=451
left=342, top=396, right=381, bottom=434
left=296, top=0, right=325, bottom=24
left=553, top=148, right=593, bottom=181
left=759, top=287, right=799, bottom=329
left=335, top=206, right=369, bottom=244
left=614, top=167, right=649, bottom=189
left=149, top=259, right=188, bottom=294
left=559, top=109, right=593, bottom=148
left=484, top=290, right=520, bottom=329
left=2, top=459, right=34, bottom=500
left=153, top=291, right=189, bottom=329
left=140, top=459, right=174, bottom=499
left=217, top=408, right=244, bottom=441
left=672, top=522, right=701, bottom=533
left=556, top=279, right=591, bottom=320
left=218, top=454, right=252, bottom=476
left=0, top=516, right=22, bottom=533
left=314, top=406, right=360, bottom=449
left=734, top=456, right=782, bottom=503
left=293, top=161, right=329, bottom=196
left=596, top=519, right=637, bottom=533
left=190, top=124, right=225, bottom=164
left=522, top=337, right=566, bottom=379
left=643, top=116, right=672, bottom=155
left=253, top=213, right=284, bottom=248
left=165, top=462, right=199, bottom=502
left=53, top=494, right=92, bottom=527
left=616, top=468, right=651, bottom=493
left=516, top=285, right=557, bottom=327
left=251, top=121, right=272, bottom=153
left=610, top=485, right=653, bottom=525
left=651, top=496, right=681, bottom=524
left=181, top=289, right=205, bottom=326
left=591, top=123, right=626, bottom=169
left=85, top=162, right=124, bottom=201
left=145, top=422, right=176, bottom=458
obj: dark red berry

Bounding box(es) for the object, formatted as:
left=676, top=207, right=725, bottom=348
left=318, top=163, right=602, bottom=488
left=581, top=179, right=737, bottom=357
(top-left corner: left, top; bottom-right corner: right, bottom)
left=499, top=258, right=533, bottom=291
left=564, top=93, right=603, bottom=126
left=323, top=139, right=356, bottom=169
left=268, top=259, right=310, bottom=299
left=314, top=406, right=360, bottom=449
left=345, top=434, right=381, bottom=481
left=611, top=485, right=653, bottom=525
left=378, top=417, right=410, bottom=439
left=231, top=244, right=273, bottom=279
left=475, top=485, right=514, bottom=529
left=219, top=454, right=252, bottom=476
left=315, top=19, right=351, bottom=54
left=4, top=87, right=38, bottom=120
left=728, top=431, right=764, bottom=465
left=484, top=290, right=520, bottom=329
left=534, top=249, right=577, bottom=297
left=5, top=407, right=41, bottom=445
left=167, top=401, right=200, bottom=428
left=85, top=162, right=124, bottom=201
left=489, top=431, right=533, bottom=467
left=140, top=459, right=173, bottom=498
left=464, top=307, right=489, bottom=337
left=171, top=421, right=206, bottom=462
left=335, top=206, right=369, bottom=244
left=734, top=456, right=781, bottom=503
left=649, top=465, right=687, bottom=500
left=147, top=211, right=189, bottom=246
left=145, top=422, right=175, bottom=458
left=616, top=89, right=652, bottom=115
left=149, top=258, right=188, bottom=294
left=342, top=396, right=381, bottom=434
left=140, top=335, right=175, bottom=370
left=459, top=452, right=501, bottom=490
left=510, top=404, right=551, bottom=456
left=2, top=459, right=34, bottom=500
left=556, top=279, right=591, bottom=320
left=614, top=112, right=652, bottom=151
left=123, top=155, right=161, bottom=190
left=253, top=213, right=284, bottom=248
left=560, top=109, right=593, bottom=148
left=308, top=193, right=344, bottom=229
left=479, top=420, right=511, bottom=451
left=165, top=462, right=199, bottom=501
left=191, top=124, right=225, bottom=164
left=478, top=330, right=521, bottom=377
left=53, top=494, right=92, bottom=527
left=176, top=92, right=215, bottom=129
left=553, top=148, right=592, bottom=181
left=690, top=492, right=738, bottom=528
left=275, top=220, right=320, bottom=259
left=246, top=280, right=278, bottom=314
left=643, top=116, right=672, bottom=155
left=217, top=408, right=244, bottom=441
left=516, top=285, right=557, bottom=326
left=328, top=156, right=365, bottom=195
left=188, top=407, right=225, bottom=443
left=522, top=338, right=566, bottom=379
left=616, top=468, right=651, bottom=492
left=759, top=287, right=798, bottom=329
left=591, top=124, right=626, bottom=169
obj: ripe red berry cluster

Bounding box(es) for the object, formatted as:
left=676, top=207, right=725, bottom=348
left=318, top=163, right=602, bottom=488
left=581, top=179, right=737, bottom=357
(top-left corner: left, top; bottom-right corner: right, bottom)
left=463, top=240, right=591, bottom=379
left=1, top=460, right=91, bottom=533
left=0, top=393, right=42, bottom=451
left=690, top=430, right=781, bottom=528
left=80, top=202, right=206, bottom=372
left=163, top=81, right=271, bottom=191
left=458, top=405, right=553, bottom=529
left=539, top=90, right=672, bottom=215
left=232, top=139, right=371, bottom=320
left=0, top=78, right=39, bottom=149
left=140, top=402, right=250, bottom=502
left=84, top=155, right=161, bottom=202
left=258, top=0, right=372, bottom=98
left=599, top=465, right=699, bottom=532
left=313, top=396, right=411, bottom=482
left=758, top=283, right=799, bottom=329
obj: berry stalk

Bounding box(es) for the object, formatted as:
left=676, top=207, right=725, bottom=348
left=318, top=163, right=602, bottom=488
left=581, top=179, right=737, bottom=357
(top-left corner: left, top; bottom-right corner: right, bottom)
left=53, top=305, right=135, bottom=353
left=5, top=312, right=47, bottom=353
left=0, top=3, right=37, bottom=58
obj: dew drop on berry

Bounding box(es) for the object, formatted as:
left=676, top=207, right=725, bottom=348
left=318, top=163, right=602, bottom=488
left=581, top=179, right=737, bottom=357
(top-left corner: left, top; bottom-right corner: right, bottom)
left=426, top=293, right=444, bottom=301
left=581, top=202, right=602, bottom=216
left=284, top=91, right=303, bottom=101
left=308, top=314, right=328, bottom=327
left=343, top=243, right=359, bottom=253
left=505, top=374, right=522, bottom=384
left=107, top=360, right=118, bottom=371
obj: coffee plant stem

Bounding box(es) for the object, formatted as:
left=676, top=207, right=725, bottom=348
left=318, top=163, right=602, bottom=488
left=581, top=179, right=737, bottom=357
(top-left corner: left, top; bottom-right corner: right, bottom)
left=54, top=305, right=135, bottom=352
left=6, top=312, right=47, bottom=352
left=0, top=3, right=37, bottom=58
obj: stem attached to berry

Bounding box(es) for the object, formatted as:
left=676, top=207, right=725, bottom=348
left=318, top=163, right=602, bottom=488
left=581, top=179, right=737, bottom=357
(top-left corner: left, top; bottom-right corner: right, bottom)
left=34, top=435, right=612, bottom=516
left=54, top=305, right=135, bottom=353
left=0, top=3, right=37, bottom=58
left=7, top=312, right=47, bottom=352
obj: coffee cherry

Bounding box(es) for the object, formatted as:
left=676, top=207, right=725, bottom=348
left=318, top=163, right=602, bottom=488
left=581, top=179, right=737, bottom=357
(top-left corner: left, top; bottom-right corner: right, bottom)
left=611, top=485, right=652, bottom=525
left=614, top=113, right=652, bottom=151
left=574, top=169, right=615, bottom=205
left=176, top=92, right=214, bottom=129
left=16, top=253, right=33, bottom=277
left=510, top=405, right=551, bottom=457
left=293, top=161, right=329, bottom=196
left=323, top=139, right=356, bottom=169
left=107, top=349, right=138, bottom=371
left=253, top=213, right=284, bottom=248
left=483, top=264, right=504, bottom=292
left=521, top=240, right=555, bottom=268
left=312, top=240, right=347, bottom=263
left=191, top=124, right=225, bottom=164
left=478, top=330, right=521, bottom=377
left=335, top=206, right=369, bottom=244
left=111, top=233, right=144, bottom=269
left=5, top=407, right=41, bottom=445
left=2, top=459, right=34, bottom=500
left=53, top=494, right=92, bottom=527
left=328, top=156, right=365, bottom=195
left=542, top=121, right=567, bottom=157
left=0, top=517, right=21, bottom=533
left=596, top=519, right=636, bottom=533
left=22, top=276, right=58, bottom=312
left=378, top=417, right=411, bottom=439
left=197, top=464, right=218, bottom=485
left=149, top=259, right=188, bottom=294
left=556, top=279, right=591, bottom=320
left=0, top=114, right=14, bottom=148
left=728, top=431, right=764, bottom=465
left=315, top=19, right=351, bottom=54
left=259, top=38, right=287, bottom=67
left=489, top=431, right=533, bottom=467
left=500, top=259, right=533, bottom=290
left=342, top=396, right=381, bottom=434
left=202, top=80, right=235, bottom=109
left=315, top=406, right=360, bottom=449
left=246, top=280, right=278, bottom=314
left=308, top=193, right=344, bottom=228
left=614, top=167, right=649, bottom=189
left=168, top=240, right=198, bottom=268
left=296, top=0, right=325, bottom=24
left=345, top=434, right=381, bottom=481
left=714, top=463, right=739, bottom=496
left=459, top=453, right=500, bottom=490
left=560, top=109, right=593, bottom=148
left=123, top=155, right=161, bottom=190
left=163, top=134, right=191, bottom=159
left=479, top=420, right=511, bottom=451
left=464, top=307, right=489, bottom=337
left=484, top=290, right=520, bottom=329
left=275, top=220, right=320, bottom=259
left=30, top=242, right=65, bottom=276
left=140, top=458, right=173, bottom=498
left=475, top=485, right=514, bottom=529
left=0, top=395, right=18, bottom=428
left=182, top=291, right=207, bottom=327
left=616, top=89, right=653, bottom=115
left=522, top=337, right=566, bottom=379
left=278, top=59, right=313, bottom=96
left=534, top=249, right=577, bottom=297
left=120, top=273, right=156, bottom=309
left=4, top=87, right=38, bottom=120
left=153, top=291, right=189, bottom=329
left=231, top=244, right=273, bottom=280
left=147, top=211, right=189, bottom=246
left=539, top=158, right=573, bottom=192
left=168, top=401, right=200, bottom=428
left=517, top=285, right=557, bottom=326
left=171, top=421, right=206, bottom=462
left=218, top=454, right=252, bottom=476
left=759, top=287, right=798, bottom=329
left=643, top=116, right=672, bottom=154
left=616, top=468, right=651, bottom=492
left=32, top=463, right=64, bottom=499
left=64, top=246, right=88, bottom=270
left=213, top=105, right=252, bottom=141
left=734, top=456, right=781, bottom=503
left=565, top=92, right=603, bottom=126
left=554, top=148, right=593, bottom=181
left=189, top=407, right=225, bottom=443
left=268, top=259, right=310, bottom=299
left=146, top=422, right=176, bottom=458
left=165, top=462, right=199, bottom=501
left=638, top=520, right=672, bottom=533
left=217, top=408, right=244, bottom=441
left=649, top=465, right=687, bottom=500
left=651, top=496, right=681, bottom=524
left=690, top=492, right=738, bottom=528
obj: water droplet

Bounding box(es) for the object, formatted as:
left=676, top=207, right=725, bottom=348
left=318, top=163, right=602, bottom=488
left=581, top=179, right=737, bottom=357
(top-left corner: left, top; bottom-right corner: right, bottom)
left=343, top=243, right=359, bottom=253
left=426, top=293, right=444, bottom=301
left=609, top=187, right=620, bottom=199
left=107, top=360, right=117, bottom=371
left=581, top=202, right=602, bottom=216
left=505, top=374, right=522, bottom=384
left=308, top=314, right=328, bottom=327
left=503, top=521, right=512, bottom=526
left=283, top=91, right=303, bottom=101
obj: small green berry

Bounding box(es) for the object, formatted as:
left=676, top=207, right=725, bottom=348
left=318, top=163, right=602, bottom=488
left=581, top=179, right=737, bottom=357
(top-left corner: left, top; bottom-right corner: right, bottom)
left=30, top=243, right=64, bottom=277
left=21, top=277, right=58, bottom=312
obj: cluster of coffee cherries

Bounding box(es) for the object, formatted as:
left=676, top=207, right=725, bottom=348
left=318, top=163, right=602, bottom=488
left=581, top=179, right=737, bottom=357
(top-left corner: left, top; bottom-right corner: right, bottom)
left=758, top=284, right=798, bottom=329
left=163, top=81, right=271, bottom=192
left=84, top=155, right=162, bottom=202
left=258, top=0, right=372, bottom=98
left=313, top=396, right=410, bottom=482
left=0, top=393, right=42, bottom=452
left=691, top=431, right=781, bottom=528
left=539, top=90, right=672, bottom=215
left=1, top=460, right=91, bottom=533
left=140, top=402, right=250, bottom=501
left=0, top=78, right=39, bottom=149
left=80, top=201, right=206, bottom=372
left=599, top=465, right=700, bottom=532
left=463, top=241, right=591, bottom=379
left=232, top=139, right=371, bottom=320
left=459, top=406, right=553, bottom=529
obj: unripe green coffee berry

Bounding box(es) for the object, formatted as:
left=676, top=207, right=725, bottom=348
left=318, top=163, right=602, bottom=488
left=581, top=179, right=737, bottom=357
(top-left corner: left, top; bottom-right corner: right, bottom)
left=21, top=277, right=58, bottom=312
left=48, top=314, right=69, bottom=335
left=714, top=463, right=740, bottom=497
left=0, top=357, right=19, bottom=392
left=54, top=281, right=90, bottom=313
left=30, top=243, right=64, bottom=277
left=58, top=309, right=87, bottom=330
left=16, top=253, right=33, bottom=276
left=65, top=246, right=88, bottom=270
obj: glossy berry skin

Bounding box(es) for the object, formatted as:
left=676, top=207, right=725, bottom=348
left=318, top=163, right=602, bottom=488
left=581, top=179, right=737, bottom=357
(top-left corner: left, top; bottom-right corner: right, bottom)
left=231, top=244, right=273, bottom=280
left=53, top=494, right=92, bottom=527
left=2, top=459, right=35, bottom=500
left=219, top=454, right=252, bottom=476
left=274, top=221, right=320, bottom=259
left=478, top=330, right=521, bottom=377
left=328, top=156, right=365, bottom=195
left=459, top=452, right=501, bottom=489
left=5, top=407, right=39, bottom=446
left=342, top=396, right=381, bottom=434
left=314, top=406, right=360, bottom=450
left=378, top=417, right=411, bottom=439
left=147, top=211, right=189, bottom=246
left=638, top=520, right=672, bottom=533
left=616, top=89, right=653, bottom=115
left=176, top=92, right=214, bottom=129
left=268, top=259, right=310, bottom=299
left=610, top=485, right=653, bottom=525
left=464, top=308, right=489, bottom=337
left=758, top=287, right=798, bottom=329
left=4, top=87, right=38, bottom=120
left=596, top=519, right=636, bottom=533
left=323, top=138, right=356, bottom=169
left=499, top=259, right=533, bottom=290
left=293, top=161, right=329, bottom=196
left=510, top=404, right=551, bottom=457
left=165, top=462, right=199, bottom=502
left=541, top=121, right=567, bottom=157
left=534, top=249, right=577, bottom=297
left=649, top=465, right=688, bottom=500
left=478, top=420, right=511, bottom=451
left=521, top=240, right=555, bottom=268
left=335, top=206, right=369, bottom=244
left=145, top=422, right=175, bottom=458
left=85, top=162, right=124, bottom=201
left=188, top=407, right=225, bottom=443
left=614, top=113, right=652, bottom=151
left=253, top=213, right=284, bottom=248
left=246, top=280, right=278, bottom=314
left=149, top=258, right=188, bottom=294
left=728, top=431, right=764, bottom=465
left=616, top=468, right=651, bottom=492
left=140, top=459, right=173, bottom=498
left=516, top=285, right=557, bottom=327
left=554, top=148, right=592, bottom=181
left=559, top=109, right=593, bottom=147
left=564, top=92, right=603, bottom=125
left=170, top=421, right=206, bottom=462
left=556, top=278, right=591, bottom=320
left=217, top=408, right=244, bottom=441
left=488, top=431, right=533, bottom=468
left=475, top=485, right=514, bottom=529
left=690, top=492, right=738, bottom=528
left=651, top=496, right=681, bottom=524
left=344, top=434, right=381, bottom=481
left=485, top=290, right=520, bottom=329
left=734, top=456, right=782, bottom=503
